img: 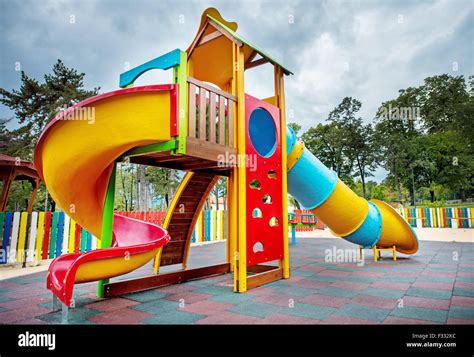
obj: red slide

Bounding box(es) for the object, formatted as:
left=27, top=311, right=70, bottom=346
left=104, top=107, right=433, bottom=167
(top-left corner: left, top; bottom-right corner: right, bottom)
left=46, top=214, right=170, bottom=306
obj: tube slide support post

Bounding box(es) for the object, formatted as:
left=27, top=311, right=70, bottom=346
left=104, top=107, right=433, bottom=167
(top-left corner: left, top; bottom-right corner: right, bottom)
left=97, top=162, right=117, bottom=298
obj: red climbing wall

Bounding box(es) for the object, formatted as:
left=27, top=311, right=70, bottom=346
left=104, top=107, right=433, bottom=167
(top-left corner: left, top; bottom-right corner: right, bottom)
left=245, top=94, right=284, bottom=266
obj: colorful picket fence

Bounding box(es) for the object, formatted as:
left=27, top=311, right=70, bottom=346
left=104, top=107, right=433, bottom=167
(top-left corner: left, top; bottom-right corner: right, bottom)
left=192, top=210, right=228, bottom=243
left=0, top=211, right=98, bottom=265
left=0, top=210, right=228, bottom=265
left=290, top=210, right=325, bottom=231
left=116, top=211, right=228, bottom=244
left=398, top=207, right=474, bottom=228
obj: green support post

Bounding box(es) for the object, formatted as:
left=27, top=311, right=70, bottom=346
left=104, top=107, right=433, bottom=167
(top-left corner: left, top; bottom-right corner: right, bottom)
left=174, top=51, right=188, bottom=155
left=97, top=162, right=117, bottom=298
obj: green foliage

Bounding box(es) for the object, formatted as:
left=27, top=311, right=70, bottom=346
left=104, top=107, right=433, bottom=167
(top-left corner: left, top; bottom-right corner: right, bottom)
left=417, top=74, right=469, bottom=133
left=302, top=122, right=353, bottom=182
left=211, top=177, right=227, bottom=210
left=0, top=60, right=99, bottom=160
left=0, top=60, right=99, bottom=210
left=302, top=97, right=379, bottom=197
left=374, top=74, right=473, bottom=204
left=287, top=122, right=302, bottom=139
left=114, top=163, right=184, bottom=211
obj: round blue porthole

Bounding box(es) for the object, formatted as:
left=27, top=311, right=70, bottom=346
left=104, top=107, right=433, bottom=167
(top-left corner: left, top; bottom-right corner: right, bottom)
left=248, top=107, right=277, bottom=158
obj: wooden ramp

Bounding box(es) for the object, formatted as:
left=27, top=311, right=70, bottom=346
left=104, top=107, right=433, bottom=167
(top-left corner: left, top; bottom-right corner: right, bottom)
left=159, top=172, right=219, bottom=267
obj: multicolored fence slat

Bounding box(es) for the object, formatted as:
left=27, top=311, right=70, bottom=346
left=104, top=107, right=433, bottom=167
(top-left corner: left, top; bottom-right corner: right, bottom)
left=0, top=210, right=228, bottom=265
left=1, top=207, right=471, bottom=266
left=398, top=207, right=473, bottom=228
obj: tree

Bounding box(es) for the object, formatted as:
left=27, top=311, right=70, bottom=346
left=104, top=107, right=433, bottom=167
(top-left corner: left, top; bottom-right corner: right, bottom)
left=326, top=97, right=379, bottom=198
left=417, top=74, right=469, bottom=133
left=371, top=183, right=389, bottom=201
left=211, top=177, right=227, bottom=210
left=417, top=131, right=473, bottom=202
left=375, top=74, right=473, bottom=203
left=374, top=90, right=421, bottom=204
left=1, top=60, right=99, bottom=212
left=0, top=119, right=14, bottom=155
left=346, top=121, right=378, bottom=198
left=302, top=123, right=353, bottom=182
left=0, top=60, right=99, bottom=159
left=287, top=122, right=302, bottom=139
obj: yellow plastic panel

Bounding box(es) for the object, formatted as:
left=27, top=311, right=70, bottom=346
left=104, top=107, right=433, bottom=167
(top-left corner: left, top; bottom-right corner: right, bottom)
left=36, top=90, right=172, bottom=239
left=311, top=180, right=369, bottom=237
left=371, top=199, right=419, bottom=254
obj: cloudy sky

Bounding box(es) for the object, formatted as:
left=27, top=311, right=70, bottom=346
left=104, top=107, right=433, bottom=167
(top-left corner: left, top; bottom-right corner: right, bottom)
left=1, top=0, right=473, bottom=180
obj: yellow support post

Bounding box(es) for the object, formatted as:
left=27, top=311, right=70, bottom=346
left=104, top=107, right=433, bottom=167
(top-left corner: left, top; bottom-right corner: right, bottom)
left=393, top=246, right=397, bottom=261
left=373, top=246, right=377, bottom=262
left=274, top=65, right=290, bottom=279
left=235, top=43, right=247, bottom=293
left=154, top=172, right=194, bottom=274
left=229, top=44, right=239, bottom=283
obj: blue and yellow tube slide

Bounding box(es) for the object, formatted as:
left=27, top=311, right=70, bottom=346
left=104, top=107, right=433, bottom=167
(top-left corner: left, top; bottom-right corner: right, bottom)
left=286, top=127, right=418, bottom=254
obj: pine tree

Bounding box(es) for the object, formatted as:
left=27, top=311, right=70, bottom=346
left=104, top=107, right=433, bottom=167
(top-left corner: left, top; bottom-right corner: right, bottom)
left=0, top=59, right=99, bottom=159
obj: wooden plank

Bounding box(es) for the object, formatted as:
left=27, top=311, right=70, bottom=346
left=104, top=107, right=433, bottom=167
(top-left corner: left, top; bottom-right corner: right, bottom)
left=8, top=213, right=20, bottom=264
left=103, top=263, right=231, bottom=297
left=245, top=57, right=269, bottom=70
left=41, top=212, right=51, bottom=261
left=207, top=20, right=243, bottom=47
left=228, top=100, right=235, bottom=147
left=86, top=232, right=92, bottom=251
left=188, top=83, right=197, bottom=138
left=48, top=212, right=58, bottom=259
left=187, top=77, right=238, bottom=102
left=160, top=256, right=183, bottom=266
left=247, top=268, right=283, bottom=290
left=246, top=50, right=258, bottom=65
left=26, top=212, right=38, bottom=263
left=144, top=155, right=186, bottom=164
left=74, top=223, right=81, bottom=253
left=197, top=30, right=223, bottom=47
left=34, top=212, right=44, bottom=263
left=191, top=168, right=231, bottom=177
left=68, top=218, right=76, bottom=253
left=62, top=214, right=70, bottom=255
left=186, top=136, right=237, bottom=163
left=247, top=264, right=279, bottom=274
left=16, top=212, right=28, bottom=263
left=198, top=87, right=207, bottom=140
left=218, top=97, right=226, bottom=145
left=1, top=212, right=13, bottom=264
left=0, top=212, right=4, bottom=249
left=209, top=92, right=217, bottom=144
left=187, top=21, right=210, bottom=58
left=55, top=212, right=64, bottom=257
left=179, top=161, right=223, bottom=171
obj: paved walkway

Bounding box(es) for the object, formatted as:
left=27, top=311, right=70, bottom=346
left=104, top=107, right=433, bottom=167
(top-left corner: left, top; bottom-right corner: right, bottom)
left=0, top=238, right=473, bottom=324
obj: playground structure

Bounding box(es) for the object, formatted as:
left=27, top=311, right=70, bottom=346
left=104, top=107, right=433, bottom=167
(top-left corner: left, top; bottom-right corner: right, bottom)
left=33, top=8, right=419, bottom=310
left=0, top=154, right=40, bottom=264
left=288, top=211, right=323, bottom=245
left=0, top=154, right=40, bottom=213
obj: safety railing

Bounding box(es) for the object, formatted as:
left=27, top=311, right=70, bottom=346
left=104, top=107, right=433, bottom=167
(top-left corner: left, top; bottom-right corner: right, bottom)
left=187, top=76, right=236, bottom=147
